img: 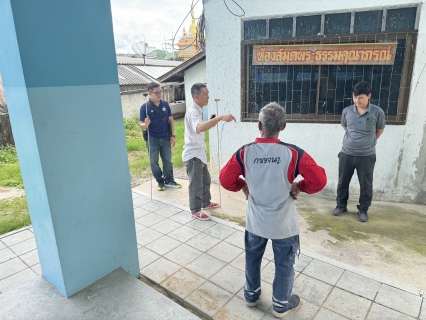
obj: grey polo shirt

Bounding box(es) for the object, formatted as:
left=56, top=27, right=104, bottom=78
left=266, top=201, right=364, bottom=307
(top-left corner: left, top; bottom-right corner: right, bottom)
left=341, top=103, right=385, bottom=156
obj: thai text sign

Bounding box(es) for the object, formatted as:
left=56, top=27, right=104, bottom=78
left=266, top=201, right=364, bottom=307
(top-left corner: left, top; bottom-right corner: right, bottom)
left=253, top=43, right=397, bottom=65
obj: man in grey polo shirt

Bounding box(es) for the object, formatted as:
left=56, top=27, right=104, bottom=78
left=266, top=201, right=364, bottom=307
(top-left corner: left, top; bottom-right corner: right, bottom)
left=332, top=81, right=385, bottom=222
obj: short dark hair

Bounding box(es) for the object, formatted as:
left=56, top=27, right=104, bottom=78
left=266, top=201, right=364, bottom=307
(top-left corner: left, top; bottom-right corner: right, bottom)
left=353, top=81, right=371, bottom=96
left=191, top=83, right=207, bottom=98
left=147, top=82, right=160, bottom=92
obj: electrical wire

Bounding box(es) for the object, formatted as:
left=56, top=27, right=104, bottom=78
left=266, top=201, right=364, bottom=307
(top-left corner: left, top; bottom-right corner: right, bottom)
left=172, top=0, right=200, bottom=51
left=197, top=6, right=206, bottom=51
left=222, top=0, right=245, bottom=17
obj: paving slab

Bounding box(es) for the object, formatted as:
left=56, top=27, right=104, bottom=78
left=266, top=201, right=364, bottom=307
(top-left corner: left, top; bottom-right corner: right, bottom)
left=132, top=196, right=151, bottom=207
left=375, top=284, right=423, bottom=318
left=187, top=219, right=217, bottom=232
left=0, top=229, right=34, bottom=246
left=213, top=296, right=266, bottom=320
left=168, top=225, right=200, bottom=242
left=150, top=219, right=182, bottom=234
left=187, top=281, right=233, bottom=317
left=137, top=247, right=161, bottom=270
left=141, top=257, right=181, bottom=284
left=323, top=287, right=372, bottom=319
left=0, top=268, right=38, bottom=294
left=8, top=237, right=37, bottom=256
left=263, top=298, right=320, bottom=320
left=293, top=273, right=333, bottom=305
left=164, top=243, right=203, bottom=267
left=314, top=308, right=349, bottom=320
left=229, top=251, right=268, bottom=272
left=155, top=206, right=183, bottom=218
left=133, top=207, right=150, bottom=219
left=136, top=228, right=162, bottom=246
left=263, top=242, right=275, bottom=260
left=204, top=223, right=236, bottom=240
left=162, top=268, right=206, bottom=299
left=303, top=259, right=345, bottom=285
left=30, top=263, right=42, bottom=276
left=366, top=303, right=415, bottom=320
left=0, top=257, right=28, bottom=280
left=223, top=230, right=245, bottom=249
left=0, top=247, right=16, bottom=264
left=207, top=241, right=243, bottom=263
left=136, top=212, right=165, bottom=227
left=336, top=270, right=381, bottom=300
left=19, top=248, right=40, bottom=267
left=420, top=299, right=426, bottom=320
left=210, top=265, right=245, bottom=294
left=134, top=221, right=147, bottom=233
left=0, top=268, right=198, bottom=320
left=236, top=280, right=272, bottom=311
left=169, top=211, right=194, bottom=224
left=294, top=254, right=313, bottom=272
left=145, top=235, right=181, bottom=255
left=186, top=253, right=227, bottom=279
left=186, top=233, right=221, bottom=252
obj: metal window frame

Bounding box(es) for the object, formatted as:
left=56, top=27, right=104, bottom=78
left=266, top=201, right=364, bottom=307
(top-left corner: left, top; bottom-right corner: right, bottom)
left=240, top=31, right=417, bottom=124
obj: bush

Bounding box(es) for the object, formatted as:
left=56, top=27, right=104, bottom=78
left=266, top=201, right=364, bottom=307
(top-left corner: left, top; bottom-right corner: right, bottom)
left=0, top=145, right=18, bottom=167
left=124, top=116, right=143, bottom=139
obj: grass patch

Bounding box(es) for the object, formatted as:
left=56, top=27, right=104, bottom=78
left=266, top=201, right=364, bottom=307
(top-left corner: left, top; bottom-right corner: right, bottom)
left=299, top=204, right=426, bottom=256
left=211, top=213, right=246, bottom=228
left=0, top=146, right=23, bottom=189
left=125, top=117, right=210, bottom=179
left=0, top=196, right=31, bottom=235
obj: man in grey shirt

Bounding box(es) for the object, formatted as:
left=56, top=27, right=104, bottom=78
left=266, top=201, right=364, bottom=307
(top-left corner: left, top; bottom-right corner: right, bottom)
left=332, top=81, right=385, bottom=222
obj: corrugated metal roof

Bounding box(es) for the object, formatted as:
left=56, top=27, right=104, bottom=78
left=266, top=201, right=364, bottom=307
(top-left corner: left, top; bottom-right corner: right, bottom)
left=158, top=51, right=206, bottom=83
left=117, top=65, right=157, bottom=86
left=116, top=56, right=182, bottom=67
left=134, top=66, right=175, bottom=80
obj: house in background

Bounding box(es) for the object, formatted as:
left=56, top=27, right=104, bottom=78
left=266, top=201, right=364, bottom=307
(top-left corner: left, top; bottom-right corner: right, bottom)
left=158, top=51, right=207, bottom=120
left=203, top=0, right=426, bottom=204
left=117, top=56, right=185, bottom=119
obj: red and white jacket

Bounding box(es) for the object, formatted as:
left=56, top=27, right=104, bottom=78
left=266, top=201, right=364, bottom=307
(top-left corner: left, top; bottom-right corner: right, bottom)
left=220, top=138, right=327, bottom=239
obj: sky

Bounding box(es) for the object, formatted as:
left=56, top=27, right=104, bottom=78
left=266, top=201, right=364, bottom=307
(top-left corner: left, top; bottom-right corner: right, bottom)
left=110, top=0, right=203, bottom=55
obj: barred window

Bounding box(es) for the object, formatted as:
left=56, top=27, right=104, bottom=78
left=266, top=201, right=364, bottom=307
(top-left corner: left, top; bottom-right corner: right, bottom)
left=241, top=6, right=419, bottom=124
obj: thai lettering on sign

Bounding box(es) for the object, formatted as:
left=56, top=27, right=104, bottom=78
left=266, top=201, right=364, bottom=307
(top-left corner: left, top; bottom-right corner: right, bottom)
left=252, top=43, right=397, bottom=66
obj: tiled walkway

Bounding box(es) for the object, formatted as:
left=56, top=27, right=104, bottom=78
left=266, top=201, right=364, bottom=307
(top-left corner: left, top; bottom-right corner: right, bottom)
left=1, top=190, right=425, bottom=320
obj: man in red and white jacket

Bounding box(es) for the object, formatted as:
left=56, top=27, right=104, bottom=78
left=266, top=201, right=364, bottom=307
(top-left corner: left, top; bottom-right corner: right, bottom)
left=219, top=102, right=326, bottom=318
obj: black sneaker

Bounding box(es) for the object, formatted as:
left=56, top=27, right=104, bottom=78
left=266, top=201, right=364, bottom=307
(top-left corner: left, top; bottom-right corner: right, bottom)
left=273, top=294, right=301, bottom=318
left=332, top=206, right=348, bottom=216
left=165, top=181, right=182, bottom=188
left=157, top=182, right=165, bottom=191
left=357, top=205, right=369, bottom=222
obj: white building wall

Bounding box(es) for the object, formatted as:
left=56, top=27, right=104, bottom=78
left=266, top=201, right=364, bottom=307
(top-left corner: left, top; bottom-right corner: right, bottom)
left=204, top=0, right=426, bottom=203
left=184, top=59, right=208, bottom=119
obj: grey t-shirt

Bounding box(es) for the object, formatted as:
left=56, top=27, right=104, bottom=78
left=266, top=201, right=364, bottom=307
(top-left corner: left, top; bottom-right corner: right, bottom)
left=341, top=103, right=385, bottom=156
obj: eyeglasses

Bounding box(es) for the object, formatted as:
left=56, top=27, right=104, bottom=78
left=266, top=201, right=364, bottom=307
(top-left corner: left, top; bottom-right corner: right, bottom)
left=150, top=91, right=162, bottom=96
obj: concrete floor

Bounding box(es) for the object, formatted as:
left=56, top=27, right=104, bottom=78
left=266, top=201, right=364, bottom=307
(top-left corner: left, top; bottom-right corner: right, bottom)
left=0, top=185, right=425, bottom=319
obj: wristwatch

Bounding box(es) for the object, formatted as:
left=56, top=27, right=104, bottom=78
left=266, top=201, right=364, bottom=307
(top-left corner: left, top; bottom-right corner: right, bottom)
left=171, top=135, right=176, bottom=138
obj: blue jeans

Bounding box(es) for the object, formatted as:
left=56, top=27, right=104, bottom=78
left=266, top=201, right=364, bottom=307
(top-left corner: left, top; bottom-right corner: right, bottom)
left=146, top=136, right=174, bottom=184
left=184, top=157, right=211, bottom=213
left=244, top=231, right=299, bottom=314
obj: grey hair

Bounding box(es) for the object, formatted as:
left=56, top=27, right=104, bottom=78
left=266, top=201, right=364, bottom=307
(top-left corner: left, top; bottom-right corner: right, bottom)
left=191, top=83, right=207, bottom=98
left=259, top=102, right=286, bottom=135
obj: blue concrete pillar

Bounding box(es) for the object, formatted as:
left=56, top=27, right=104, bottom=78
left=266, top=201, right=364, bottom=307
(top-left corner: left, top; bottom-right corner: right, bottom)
left=0, top=1, right=139, bottom=297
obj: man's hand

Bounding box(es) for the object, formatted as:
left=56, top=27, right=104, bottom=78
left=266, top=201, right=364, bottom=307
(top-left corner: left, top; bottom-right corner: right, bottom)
left=170, top=137, right=176, bottom=148
left=290, top=182, right=300, bottom=200
left=242, top=183, right=249, bottom=200
left=144, top=117, right=151, bottom=127
left=219, top=114, right=236, bottom=123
